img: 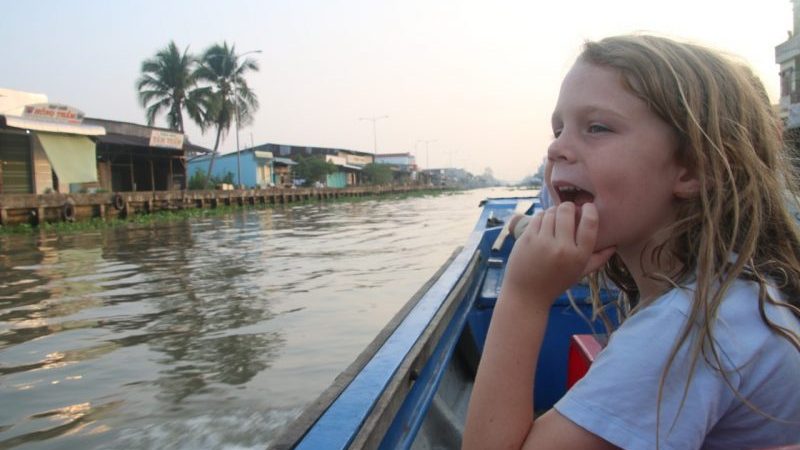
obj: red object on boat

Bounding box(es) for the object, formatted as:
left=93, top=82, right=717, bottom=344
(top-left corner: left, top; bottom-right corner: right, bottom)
left=566, top=334, right=604, bottom=389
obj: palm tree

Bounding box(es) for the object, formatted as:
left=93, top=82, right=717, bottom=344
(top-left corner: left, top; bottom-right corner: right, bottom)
left=136, top=41, right=209, bottom=133
left=195, top=42, right=260, bottom=188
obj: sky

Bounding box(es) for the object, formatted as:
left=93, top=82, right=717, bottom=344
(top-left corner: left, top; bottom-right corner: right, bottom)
left=0, top=1, right=793, bottom=182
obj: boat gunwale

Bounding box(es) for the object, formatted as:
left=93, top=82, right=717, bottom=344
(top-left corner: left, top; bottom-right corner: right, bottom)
left=350, top=250, right=483, bottom=449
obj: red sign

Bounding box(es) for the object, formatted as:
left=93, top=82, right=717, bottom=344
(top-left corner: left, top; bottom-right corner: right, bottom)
left=22, top=103, right=85, bottom=124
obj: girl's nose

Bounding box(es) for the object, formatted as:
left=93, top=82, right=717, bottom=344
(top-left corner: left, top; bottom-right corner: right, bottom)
left=547, top=132, right=575, bottom=163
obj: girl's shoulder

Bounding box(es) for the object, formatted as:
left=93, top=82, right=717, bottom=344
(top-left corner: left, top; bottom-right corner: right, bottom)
left=574, top=279, right=800, bottom=449
left=644, top=278, right=796, bottom=325
left=639, top=278, right=800, bottom=369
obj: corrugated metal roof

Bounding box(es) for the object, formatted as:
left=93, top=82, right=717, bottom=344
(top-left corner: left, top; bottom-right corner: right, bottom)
left=273, top=157, right=297, bottom=165
left=1, top=114, right=105, bottom=136
left=94, top=133, right=212, bottom=153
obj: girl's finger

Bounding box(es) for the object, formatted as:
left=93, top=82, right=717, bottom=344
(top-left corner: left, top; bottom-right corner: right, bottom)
left=527, top=210, right=544, bottom=235
left=540, top=206, right=557, bottom=237
left=584, top=246, right=616, bottom=275
left=554, top=202, right=576, bottom=242
left=575, top=203, right=599, bottom=253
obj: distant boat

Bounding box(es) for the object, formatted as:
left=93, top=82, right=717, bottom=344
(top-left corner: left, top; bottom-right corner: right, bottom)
left=271, top=197, right=613, bottom=449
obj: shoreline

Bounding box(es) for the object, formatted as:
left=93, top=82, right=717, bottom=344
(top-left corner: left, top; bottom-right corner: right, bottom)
left=0, top=186, right=458, bottom=235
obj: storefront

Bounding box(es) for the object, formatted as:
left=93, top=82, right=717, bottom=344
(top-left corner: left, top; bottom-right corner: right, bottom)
left=0, top=95, right=105, bottom=194
left=84, top=118, right=203, bottom=192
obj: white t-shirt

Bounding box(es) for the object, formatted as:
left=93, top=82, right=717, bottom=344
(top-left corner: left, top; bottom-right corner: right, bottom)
left=554, top=279, right=800, bottom=450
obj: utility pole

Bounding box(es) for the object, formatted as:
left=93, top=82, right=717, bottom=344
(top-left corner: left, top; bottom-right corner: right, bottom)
left=233, top=49, right=262, bottom=189
left=417, top=139, right=436, bottom=169
left=359, top=115, right=388, bottom=155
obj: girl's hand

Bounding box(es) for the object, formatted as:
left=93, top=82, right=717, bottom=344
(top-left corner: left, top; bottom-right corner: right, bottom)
left=508, top=213, right=530, bottom=240
left=504, top=202, right=615, bottom=306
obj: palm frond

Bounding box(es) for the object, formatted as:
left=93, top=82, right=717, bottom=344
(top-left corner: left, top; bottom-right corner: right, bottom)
left=145, top=98, right=172, bottom=127
left=191, top=41, right=261, bottom=137
left=136, top=40, right=207, bottom=132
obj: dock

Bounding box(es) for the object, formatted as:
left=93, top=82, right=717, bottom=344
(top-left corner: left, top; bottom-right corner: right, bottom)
left=0, top=185, right=434, bottom=226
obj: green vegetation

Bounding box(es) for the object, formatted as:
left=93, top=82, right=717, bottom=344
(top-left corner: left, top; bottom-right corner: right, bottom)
left=362, top=163, right=393, bottom=185
left=0, top=188, right=456, bottom=235
left=0, top=187, right=459, bottom=236
left=293, top=155, right=337, bottom=186
left=0, top=204, right=252, bottom=235
left=187, top=170, right=235, bottom=190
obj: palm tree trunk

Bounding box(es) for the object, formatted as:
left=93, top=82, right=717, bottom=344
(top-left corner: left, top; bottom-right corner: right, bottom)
left=203, top=126, right=224, bottom=189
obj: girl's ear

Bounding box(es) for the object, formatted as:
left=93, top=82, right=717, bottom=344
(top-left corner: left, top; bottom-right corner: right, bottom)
left=673, top=166, right=700, bottom=199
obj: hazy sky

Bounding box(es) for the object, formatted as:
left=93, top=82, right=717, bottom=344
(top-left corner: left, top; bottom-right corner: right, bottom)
left=1, top=1, right=793, bottom=181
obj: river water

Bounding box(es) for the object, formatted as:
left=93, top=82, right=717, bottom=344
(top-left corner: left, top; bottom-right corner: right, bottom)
left=0, top=187, right=533, bottom=449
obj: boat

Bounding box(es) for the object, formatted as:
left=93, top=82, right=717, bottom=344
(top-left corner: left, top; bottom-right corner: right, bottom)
left=271, top=196, right=612, bottom=449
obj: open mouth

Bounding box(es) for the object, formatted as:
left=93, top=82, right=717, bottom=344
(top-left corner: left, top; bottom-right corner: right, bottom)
left=555, top=185, right=595, bottom=206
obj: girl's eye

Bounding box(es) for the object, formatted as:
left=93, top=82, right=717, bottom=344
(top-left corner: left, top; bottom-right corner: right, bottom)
left=552, top=129, right=562, bottom=139
left=587, top=124, right=610, bottom=133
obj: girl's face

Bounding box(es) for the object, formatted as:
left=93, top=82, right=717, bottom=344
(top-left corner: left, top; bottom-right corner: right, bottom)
left=545, top=61, right=691, bottom=263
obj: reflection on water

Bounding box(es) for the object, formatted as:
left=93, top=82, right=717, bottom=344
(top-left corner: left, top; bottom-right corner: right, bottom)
left=0, top=187, right=532, bottom=449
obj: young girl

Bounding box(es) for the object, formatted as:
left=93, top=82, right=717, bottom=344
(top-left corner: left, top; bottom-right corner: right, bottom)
left=463, top=35, right=800, bottom=449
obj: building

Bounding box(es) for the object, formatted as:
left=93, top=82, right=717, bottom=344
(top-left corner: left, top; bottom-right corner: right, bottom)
left=0, top=88, right=211, bottom=194
left=317, top=154, right=363, bottom=187
left=0, top=89, right=104, bottom=194
left=255, top=143, right=374, bottom=186
left=187, top=148, right=296, bottom=188
left=85, top=118, right=210, bottom=192
left=421, top=167, right=473, bottom=187
left=375, top=152, right=417, bottom=184
left=191, top=142, right=375, bottom=188
left=776, top=0, right=800, bottom=160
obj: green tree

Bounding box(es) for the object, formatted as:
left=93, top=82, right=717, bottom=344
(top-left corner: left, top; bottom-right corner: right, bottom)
left=362, top=163, right=393, bottom=185
left=136, top=41, right=210, bottom=133
left=294, top=156, right=337, bottom=186
left=188, top=170, right=234, bottom=190
left=188, top=169, right=209, bottom=190
left=195, top=42, right=260, bottom=188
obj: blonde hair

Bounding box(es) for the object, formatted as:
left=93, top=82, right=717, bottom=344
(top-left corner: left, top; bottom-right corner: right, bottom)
left=581, top=34, right=800, bottom=439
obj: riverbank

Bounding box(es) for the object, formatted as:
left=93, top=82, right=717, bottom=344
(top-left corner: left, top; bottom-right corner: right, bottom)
left=0, top=186, right=456, bottom=234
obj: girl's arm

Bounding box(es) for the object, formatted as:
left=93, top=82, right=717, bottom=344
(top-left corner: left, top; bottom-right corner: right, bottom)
left=462, top=202, right=616, bottom=450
